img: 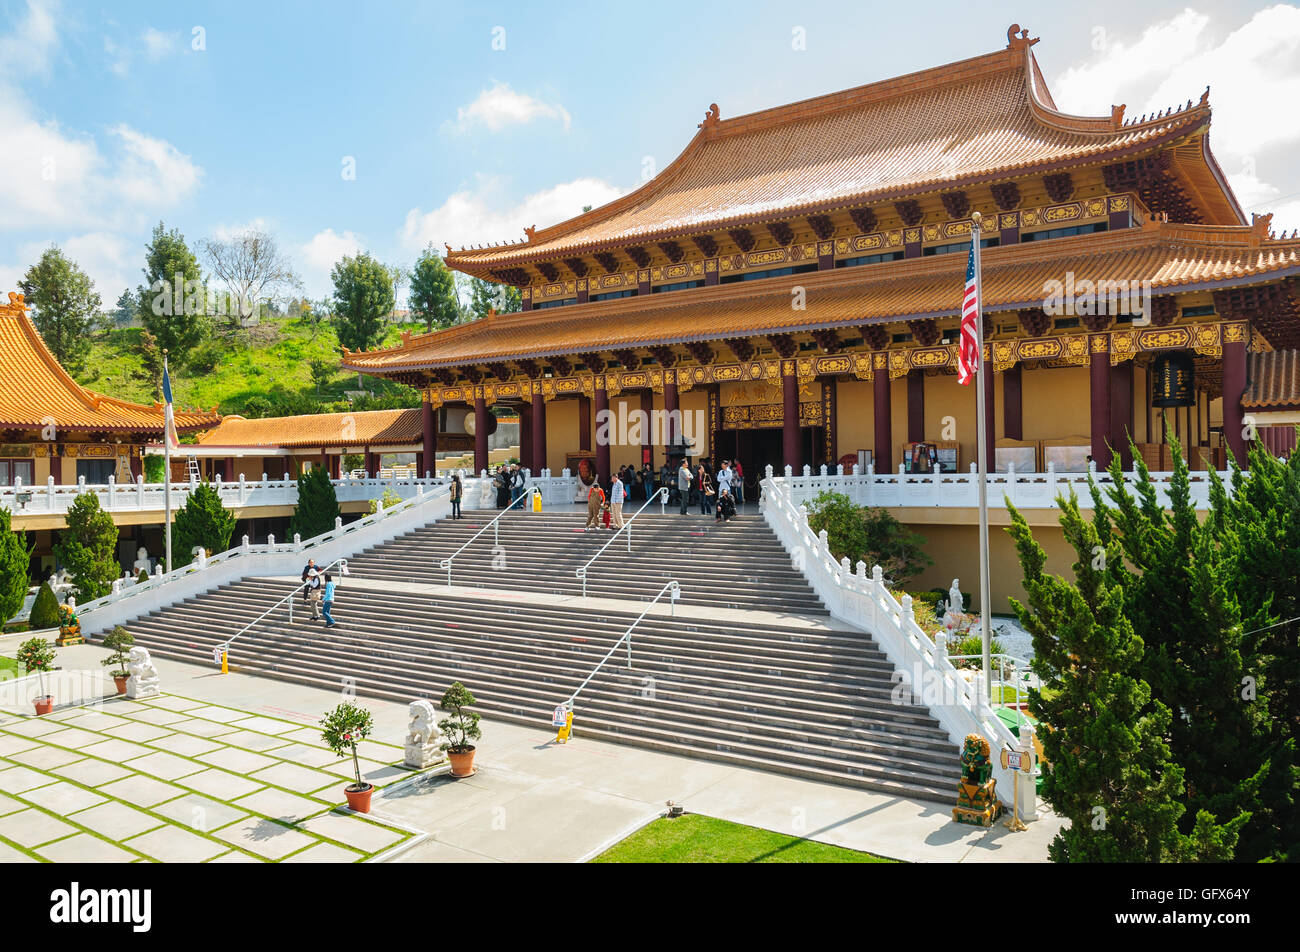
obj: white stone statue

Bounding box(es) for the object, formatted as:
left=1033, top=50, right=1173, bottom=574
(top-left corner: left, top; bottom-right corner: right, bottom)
left=125, top=646, right=160, bottom=699
left=478, top=477, right=494, bottom=507
left=132, top=546, right=153, bottom=576
left=942, top=578, right=967, bottom=632
left=403, top=699, right=444, bottom=769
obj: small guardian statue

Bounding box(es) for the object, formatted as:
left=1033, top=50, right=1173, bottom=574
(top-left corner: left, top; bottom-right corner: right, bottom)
left=125, top=646, right=160, bottom=699
left=952, top=733, right=1002, bottom=826
left=403, top=699, right=445, bottom=769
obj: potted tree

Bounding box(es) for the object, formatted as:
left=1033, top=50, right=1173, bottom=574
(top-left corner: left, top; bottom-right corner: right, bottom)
left=438, top=681, right=482, bottom=778
left=102, top=625, right=134, bottom=694
left=320, top=701, right=375, bottom=812
left=17, top=636, right=56, bottom=714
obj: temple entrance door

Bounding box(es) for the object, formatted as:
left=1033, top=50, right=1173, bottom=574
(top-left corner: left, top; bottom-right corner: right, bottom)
left=803, top=426, right=827, bottom=472
left=733, top=429, right=782, bottom=492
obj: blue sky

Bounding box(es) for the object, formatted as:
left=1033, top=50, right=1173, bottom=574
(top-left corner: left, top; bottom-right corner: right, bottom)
left=2, top=0, right=1298, bottom=303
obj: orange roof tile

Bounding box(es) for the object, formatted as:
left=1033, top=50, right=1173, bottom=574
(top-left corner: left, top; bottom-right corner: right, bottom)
left=195, top=408, right=423, bottom=449
left=1245, top=350, right=1300, bottom=410
left=0, top=292, right=220, bottom=433
left=448, top=35, right=1236, bottom=271
left=346, top=221, right=1300, bottom=374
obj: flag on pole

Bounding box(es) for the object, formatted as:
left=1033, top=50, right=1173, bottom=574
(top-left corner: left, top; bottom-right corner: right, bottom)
left=161, top=362, right=181, bottom=451
left=957, top=241, right=980, bottom=385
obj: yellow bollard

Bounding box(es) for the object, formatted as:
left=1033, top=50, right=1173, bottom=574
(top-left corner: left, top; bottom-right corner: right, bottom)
left=532, top=492, right=542, bottom=513
left=221, top=650, right=228, bottom=675
left=555, top=710, right=573, bottom=744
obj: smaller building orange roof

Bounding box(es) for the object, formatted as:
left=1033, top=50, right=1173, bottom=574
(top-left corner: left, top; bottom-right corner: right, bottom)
left=195, top=408, right=423, bottom=449
left=1245, top=350, right=1300, bottom=410
left=0, top=292, right=219, bottom=433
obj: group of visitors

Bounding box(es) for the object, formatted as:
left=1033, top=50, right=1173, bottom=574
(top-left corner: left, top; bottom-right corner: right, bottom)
left=579, top=457, right=744, bottom=531
left=299, top=557, right=339, bottom=628
left=673, top=458, right=740, bottom=522
left=492, top=463, right=529, bottom=508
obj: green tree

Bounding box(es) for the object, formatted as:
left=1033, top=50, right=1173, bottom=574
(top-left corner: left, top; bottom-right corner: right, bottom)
left=28, top=581, right=60, bottom=629
left=289, top=465, right=341, bottom=540
left=466, top=276, right=520, bottom=322
left=136, top=221, right=212, bottom=366
left=804, top=491, right=932, bottom=586
left=330, top=252, right=394, bottom=352
left=0, top=507, right=32, bottom=625
left=19, top=246, right=102, bottom=372
left=408, top=244, right=460, bottom=332
left=170, top=482, right=236, bottom=568
left=112, top=288, right=135, bottom=326
left=309, top=358, right=334, bottom=394
left=53, top=494, right=120, bottom=601
left=1006, top=494, right=1245, bottom=862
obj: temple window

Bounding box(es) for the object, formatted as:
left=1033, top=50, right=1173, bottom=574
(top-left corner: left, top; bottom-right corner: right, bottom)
left=651, top=280, right=705, bottom=294
left=835, top=251, right=905, bottom=268
left=719, top=263, right=818, bottom=284
left=0, top=459, right=34, bottom=485
left=1021, top=222, right=1108, bottom=242
left=923, top=237, right=1000, bottom=256
left=590, top=289, right=638, bottom=302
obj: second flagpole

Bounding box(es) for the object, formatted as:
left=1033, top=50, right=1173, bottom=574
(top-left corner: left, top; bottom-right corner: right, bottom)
left=970, top=211, right=993, bottom=703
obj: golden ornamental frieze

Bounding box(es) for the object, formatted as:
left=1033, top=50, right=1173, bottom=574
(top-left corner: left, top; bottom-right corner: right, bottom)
left=1017, top=338, right=1063, bottom=361
left=1090, top=334, right=1109, bottom=354
left=816, top=355, right=853, bottom=376
left=1138, top=327, right=1191, bottom=351
left=1192, top=323, right=1222, bottom=358
left=1086, top=199, right=1106, bottom=217
left=1109, top=195, right=1129, bottom=212
left=923, top=225, right=939, bottom=242
left=904, top=228, right=921, bottom=244
left=1110, top=330, right=1136, bottom=365
left=1223, top=321, right=1247, bottom=344
left=999, top=213, right=1019, bottom=229
left=991, top=341, right=1018, bottom=372
left=888, top=350, right=909, bottom=379
left=713, top=364, right=743, bottom=383
left=619, top=371, right=649, bottom=390
left=852, top=354, right=874, bottom=380
left=648, top=369, right=664, bottom=394
left=1063, top=336, right=1089, bottom=365
left=1044, top=202, right=1082, bottom=224
left=911, top=347, right=953, bottom=370
left=886, top=231, right=903, bottom=247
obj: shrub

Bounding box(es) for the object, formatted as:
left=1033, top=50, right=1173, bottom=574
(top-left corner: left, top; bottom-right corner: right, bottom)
left=0, top=506, right=31, bottom=625
left=367, top=489, right=402, bottom=515
left=804, top=491, right=932, bottom=585
left=137, top=568, right=150, bottom=583
left=28, top=582, right=61, bottom=630
left=951, top=634, right=1006, bottom=667
left=53, top=493, right=120, bottom=601
left=438, top=681, right=481, bottom=754
left=320, top=701, right=374, bottom=791
left=171, top=482, right=236, bottom=568
left=143, top=455, right=166, bottom=483
left=101, top=625, right=134, bottom=678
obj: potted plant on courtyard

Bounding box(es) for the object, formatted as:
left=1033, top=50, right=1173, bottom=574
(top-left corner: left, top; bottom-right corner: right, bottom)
left=17, top=636, right=57, bottom=714
left=101, top=625, right=134, bottom=694
left=320, top=700, right=375, bottom=812
left=439, top=681, right=481, bottom=778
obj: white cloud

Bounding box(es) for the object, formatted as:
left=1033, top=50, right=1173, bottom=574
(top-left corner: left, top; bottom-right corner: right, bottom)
left=1052, top=6, right=1300, bottom=233
left=0, top=0, right=60, bottom=80
left=453, top=82, right=572, bottom=133
left=109, top=123, right=202, bottom=207
left=300, top=228, right=364, bottom=298
left=141, top=27, right=176, bottom=60
left=401, top=176, right=624, bottom=253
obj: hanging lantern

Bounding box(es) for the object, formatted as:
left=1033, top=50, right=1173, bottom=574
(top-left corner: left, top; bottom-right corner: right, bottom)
left=1151, top=351, right=1195, bottom=407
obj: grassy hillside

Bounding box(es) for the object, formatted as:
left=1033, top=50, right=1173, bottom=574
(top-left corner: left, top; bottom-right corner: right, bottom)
left=72, top=316, right=424, bottom=417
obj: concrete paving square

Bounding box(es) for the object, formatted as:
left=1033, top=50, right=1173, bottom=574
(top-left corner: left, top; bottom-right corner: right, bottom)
left=124, top=825, right=230, bottom=863
left=5, top=744, right=83, bottom=769
left=0, top=764, right=58, bottom=793
left=0, top=717, right=65, bottom=737
left=322, top=757, right=399, bottom=782
left=50, top=757, right=134, bottom=787
left=172, top=719, right=238, bottom=738
left=187, top=706, right=248, bottom=723
left=217, top=729, right=291, bottom=751
left=198, top=746, right=278, bottom=773
left=225, top=715, right=300, bottom=735
left=232, top=787, right=328, bottom=822
left=150, top=794, right=248, bottom=833
left=0, top=839, right=37, bottom=862
left=282, top=727, right=324, bottom=744
left=213, top=816, right=316, bottom=860
left=179, top=767, right=265, bottom=800
left=0, top=733, right=41, bottom=756
left=36, top=833, right=139, bottom=863
left=206, top=849, right=261, bottom=863
left=124, top=750, right=207, bottom=781
left=102, top=722, right=174, bottom=743
left=280, top=841, right=364, bottom=863
left=129, top=707, right=194, bottom=726
left=249, top=761, right=341, bottom=795
left=0, top=808, right=79, bottom=848
left=300, top=812, right=406, bottom=853
left=0, top=793, right=28, bottom=816
left=19, top=780, right=107, bottom=815
left=64, top=711, right=132, bottom=731
left=67, top=800, right=167, bottom=839
left=98, top=699, right=154, bottom=714
left=36, top=726, right=103, bottom=748
left=140, top=695, right=209, bottom=713
left=270, top=743, right=343, bottom=768
left=148, top=733, right=225, bottom=757
left=80, top=737, right=149, bottom=762
left=97, top=775, right=187, bottom=808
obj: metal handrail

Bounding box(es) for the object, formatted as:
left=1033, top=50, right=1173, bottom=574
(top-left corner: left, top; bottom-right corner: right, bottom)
left=947, top=651, right=1036, bottom=726
left=575, top=486, right=668, bottom=597
left=219, top=556, right=350, bottom=656
left=439, top=485, right=539, bottom=585
left=564, top=580, right=680, bottom=711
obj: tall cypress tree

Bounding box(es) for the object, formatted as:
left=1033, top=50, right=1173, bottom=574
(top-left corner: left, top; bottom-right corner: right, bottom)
left=170, top=482, right=237, bottom=567
left=289, top=466, right=341, bottom=540
left=0, top=507, right=32, bottom=624
left=54, top=494, right=120, bottom=601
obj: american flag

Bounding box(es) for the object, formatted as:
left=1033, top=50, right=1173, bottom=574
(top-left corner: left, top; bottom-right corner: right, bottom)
left=957, top=238, right=980, bottom=386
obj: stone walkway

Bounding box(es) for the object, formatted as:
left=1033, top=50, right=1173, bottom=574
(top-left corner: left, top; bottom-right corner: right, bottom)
left=0, top=688, right=423, bottom=863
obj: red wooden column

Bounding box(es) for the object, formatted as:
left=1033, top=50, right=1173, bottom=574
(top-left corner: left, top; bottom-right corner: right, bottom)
left=577, top=395, right=592, bottom=453
left=421, top=392, right=436, bottom=478
left=664, top=374, right=680, bottom=450
left=782, top=361, right=801, bottom=472
left=1002, top=364, right=1023, bottom=442
left=1089, top=334, right=1112, bottom=469
left=640, top=390, right=654, bottom=467
left=531, top=386, right=547, bottom=473
left=594, top=378, right=611, bottom=485
left=1222, top=325, right=1248, bottom=463
left=225, top=457, right=237, bottom=480
left=873, top=354, right=891, bottom=471
left=906, top=370, right=925, bottom=444
left=982, top=354, right=996, bottom=470
left=1110, top=361, right=1134, bottom=469
left=473, top=392, right=489, bottom=474
left=519, top=403, right=532, bottom=474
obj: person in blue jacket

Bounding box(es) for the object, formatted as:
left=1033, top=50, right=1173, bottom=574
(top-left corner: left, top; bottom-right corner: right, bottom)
left=321, top=573, right=338, bottom=628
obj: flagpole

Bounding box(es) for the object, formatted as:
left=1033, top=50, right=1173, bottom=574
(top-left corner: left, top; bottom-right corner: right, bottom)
left=163, top=351, right=173, bottom=576
left=970, top=211, right=993, bottom=702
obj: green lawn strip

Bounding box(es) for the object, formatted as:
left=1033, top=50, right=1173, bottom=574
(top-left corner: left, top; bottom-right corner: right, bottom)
left=1, top=709, right=416, bottom=859
left=0, top=657, right=21, bottom=678
left=591, top=814, right=897, bottom=864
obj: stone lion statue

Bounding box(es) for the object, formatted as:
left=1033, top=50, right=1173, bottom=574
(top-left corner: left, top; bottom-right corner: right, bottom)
left=407, top=699, right=437, bottom=746
left=960, top=733, right=993, bottom=785
left=126, top=646, right=160, bottom=699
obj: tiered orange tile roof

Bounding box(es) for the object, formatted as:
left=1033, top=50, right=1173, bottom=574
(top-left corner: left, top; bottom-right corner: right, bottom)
left=195, top=408, right=423, bottom=449
left=447, top=29, right=1239, bottom=272
left=1244, top=350, right=1300, bottom=410
left=0, top=292, right=220, bottom=433
left=345, top=221, right=1300, bottom=374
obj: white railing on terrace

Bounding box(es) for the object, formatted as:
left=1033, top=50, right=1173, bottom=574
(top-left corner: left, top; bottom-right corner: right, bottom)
left=768, top=460, right=1229, bottom=511
left=70, top=483, right=452, bottom=635
left=575, top=487, right=668, bottom=597
left=759, top=472, right=1036, bottom=815
left=0, top=473, right=446, bottom=517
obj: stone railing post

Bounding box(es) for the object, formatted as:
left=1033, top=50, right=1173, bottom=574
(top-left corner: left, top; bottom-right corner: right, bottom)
left=267, top=533, right=276, bottom=552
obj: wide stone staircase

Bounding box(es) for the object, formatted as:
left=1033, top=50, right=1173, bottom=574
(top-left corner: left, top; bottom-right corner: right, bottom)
left=119, top=578, right=956, bottom=802
left=343, top=509, right=827, bottom=615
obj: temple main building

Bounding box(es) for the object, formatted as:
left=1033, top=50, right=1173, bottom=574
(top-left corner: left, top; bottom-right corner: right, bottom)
left=344, top=26, right=1299, bottom=494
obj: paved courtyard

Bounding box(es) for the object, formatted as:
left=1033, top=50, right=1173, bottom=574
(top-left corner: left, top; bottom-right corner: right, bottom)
left=0, top=690, right=422, bottom=863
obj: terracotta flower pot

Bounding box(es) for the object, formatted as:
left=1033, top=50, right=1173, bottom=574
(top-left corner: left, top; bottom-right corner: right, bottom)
left=34, top=695, right=53, bottom=716
left=447, top=746, right=476, bottom=778
left=114, top=675, right=128, bottom=695
left=344, top=782, right=373, bottom=813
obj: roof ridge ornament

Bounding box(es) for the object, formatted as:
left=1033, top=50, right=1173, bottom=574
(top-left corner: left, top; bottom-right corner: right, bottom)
left=698, top=103, right=720, bottom=130
left=1111, top=104, right=1126, bottom=129
left=524, top=224, right=536, bottom=240
left=1006, top=24, right=1039, bottom=51
left=1252, top=212, right=1274, bottom=240
left=1200, top=86, right=1210, bottom=106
